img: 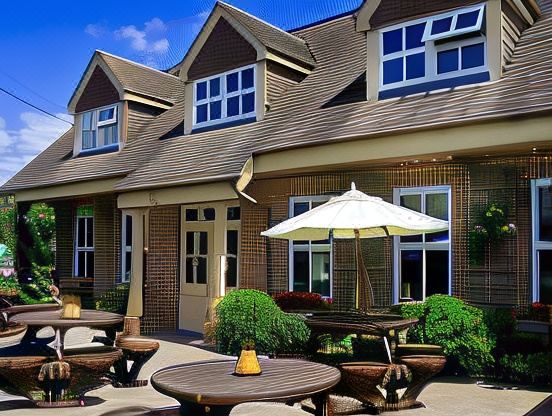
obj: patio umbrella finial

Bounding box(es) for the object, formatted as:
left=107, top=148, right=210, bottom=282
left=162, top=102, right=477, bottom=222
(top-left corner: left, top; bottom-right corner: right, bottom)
left=351, top=182, right=356, bottom=191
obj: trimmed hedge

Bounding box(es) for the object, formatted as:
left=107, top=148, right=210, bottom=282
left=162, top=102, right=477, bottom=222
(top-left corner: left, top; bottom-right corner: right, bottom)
left=215, top=289, right=310, bottom=356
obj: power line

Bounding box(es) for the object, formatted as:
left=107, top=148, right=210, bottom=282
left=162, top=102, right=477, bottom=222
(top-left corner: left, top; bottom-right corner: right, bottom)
left=0, top=86, right=73, bottom=126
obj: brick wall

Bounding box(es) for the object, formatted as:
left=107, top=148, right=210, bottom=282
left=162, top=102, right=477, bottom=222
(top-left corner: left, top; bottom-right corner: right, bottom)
left=52, top=201, right=74, bottom=280
left=93, top=195, right=118, bottom=297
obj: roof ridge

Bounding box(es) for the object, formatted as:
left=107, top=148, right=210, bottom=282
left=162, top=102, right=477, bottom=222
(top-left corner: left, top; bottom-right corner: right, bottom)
left=96, top=50, right=180, bottom=79
left=216, top=1, right=307, bottom=44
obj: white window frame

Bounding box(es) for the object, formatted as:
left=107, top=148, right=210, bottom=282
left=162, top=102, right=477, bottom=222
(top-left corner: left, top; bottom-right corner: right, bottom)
left=121, top=213, right=132, bottom=283
left=288, top=196, right=333, bottom=298
left=193, top=64, right=256, bottom=129
left=74, top=207, right=94, bottom=278
left=422, top=4, right=485, bottom=42
left=379, top=4, right=487, bottom=92
left=225, top=209, right=241, bottom=290
left=531, top=178, right=552, bottom=302
left=79, top=104, right=119, bottom=152
left=393, top=186, right=452, bottom=303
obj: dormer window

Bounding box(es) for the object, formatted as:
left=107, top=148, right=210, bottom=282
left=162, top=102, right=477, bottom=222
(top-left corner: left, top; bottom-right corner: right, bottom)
left=379, top=4, right=488, bottom=99
left=193, top=64, right=256, bottom=129
left=80, top=104, right=119, bottom=152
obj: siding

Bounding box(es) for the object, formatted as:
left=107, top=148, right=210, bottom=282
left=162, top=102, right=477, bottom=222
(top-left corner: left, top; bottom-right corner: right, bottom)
left=93, top=195, right=118, bottom=297
left=502, top=11, right=523, bottom=65
left=75, top=66, right=120, bottom=113
left=52, top=201, right=74, bottom=280
left=187, top=17, right=257, bottom=81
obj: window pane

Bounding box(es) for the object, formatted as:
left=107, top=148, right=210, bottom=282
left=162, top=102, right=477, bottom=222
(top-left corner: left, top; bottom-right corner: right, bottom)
left=202, top=208, right=216, bottom=221
left=406, top=52, right=425, bottom=80
left=86, top=218, right=94, bottom=248
left=383, top=28, right=402, bottom=55
left=461, top=43, right=485, bottom=69
left=82, top=111, right=93, bottom=130
left=227, top=72, right=239, bottom=93
left=426, top=251, right=449, bottom=296
left=293, top=202, right=309, bottom=217
left=293, top=251, right=309, bottom=292
left=186, top=209, right=198, bottom=222
left=426, top=193, right=449, bottom=243
left=539, top=187, right=552, bottom=241
left=196, top=104, right=208, bottom=123
left=82, top=131, right=96, bottom=149
left=456, top=10, right=480, bottom=30
left=186, top=232, right=195, bottom=255
left=185, top=258, right=194, bottom=283
left=539, top=251, right=552, bottom=304
left=99, top=125, right=118, bottom=146
left=77, top=217, right=86, bottom=247
left=227, top=257, right=237, bottom=287
left=227, top=230, right=238, bottom=255
left=437, top=49, right=459, bottom=74
left=431, top=16, right=453, bottom=35
left=199, top=232, right=208, bottom=255
left=241, top=68, right=254, bottom=89
left=197, top=257, right=207, bottom=284
left=125, top=251, right=132, bottom=280
left=86, top=252, right=94, bottom=278
left=400, top=194, right=422, bottom=243
left=312, top=252, right=331, bottom=297
left=227, top=96, right=240, bottom=117
left=98, top=107, right=114, bottom=122
left=227, top=206, right=241, bottom=221
left=210, top=78, right=220, bottom=97
left=383, top=57, right=403, bottom=85
left=242, top=92, right=255, bottom=114
left=77, top=251, right=86, bottom=277
left=125, top=215, right=132, bottom=246
left=400, top=250, right=423, bottom=300
left=210, top=101, right=222, bottom=120
left=196, top=82, right=207, bottom=100
left=405, top=23, right=425, bottom=50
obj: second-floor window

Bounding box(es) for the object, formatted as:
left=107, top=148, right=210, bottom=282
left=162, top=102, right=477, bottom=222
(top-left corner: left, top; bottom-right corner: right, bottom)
left=81, top=105, right=119, bottom=151
left=380, top=4, right=487, bottom=96
left=193, top=64, right=256, bottom=129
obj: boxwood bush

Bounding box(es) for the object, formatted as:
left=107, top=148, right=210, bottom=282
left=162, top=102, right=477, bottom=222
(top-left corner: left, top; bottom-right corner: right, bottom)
left=400, top=295, right=495, bottom=376
left=215, top=289, right=310, bottom=356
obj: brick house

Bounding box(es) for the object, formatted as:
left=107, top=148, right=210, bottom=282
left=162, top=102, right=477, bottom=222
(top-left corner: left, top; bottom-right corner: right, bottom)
left=2, top=0, right=552, bottom=334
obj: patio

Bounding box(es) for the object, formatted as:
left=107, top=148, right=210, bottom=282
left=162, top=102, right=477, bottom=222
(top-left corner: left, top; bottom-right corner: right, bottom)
left=0, top=327, right=549, bottom=416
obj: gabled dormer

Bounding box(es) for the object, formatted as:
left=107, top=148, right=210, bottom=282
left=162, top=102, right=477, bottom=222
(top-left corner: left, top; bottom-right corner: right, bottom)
left=68, top=51, right=183, bottom=156
left=356, top=0, right=541, bottom=100
left=174, top=1, right=314, bottom=134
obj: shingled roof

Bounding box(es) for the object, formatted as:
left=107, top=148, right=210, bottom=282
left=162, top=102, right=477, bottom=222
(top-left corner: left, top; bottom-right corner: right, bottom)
left=2, top=0, right=552, bottom=194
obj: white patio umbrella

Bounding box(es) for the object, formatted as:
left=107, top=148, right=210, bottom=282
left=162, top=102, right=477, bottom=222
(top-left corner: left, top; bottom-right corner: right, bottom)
left=261, top=183, right=449, bottom=310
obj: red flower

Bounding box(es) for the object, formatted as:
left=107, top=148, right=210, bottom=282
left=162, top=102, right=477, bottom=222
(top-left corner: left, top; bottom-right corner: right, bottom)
left=38, top=213, right=45, bottom=220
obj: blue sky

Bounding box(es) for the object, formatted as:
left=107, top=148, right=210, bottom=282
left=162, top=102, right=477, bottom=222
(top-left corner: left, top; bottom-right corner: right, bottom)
left=0, top=0, right=362, bottom=186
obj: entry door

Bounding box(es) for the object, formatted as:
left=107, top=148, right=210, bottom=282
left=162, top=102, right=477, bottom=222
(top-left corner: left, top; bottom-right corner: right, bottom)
left=532, top=179, right=552, bottom=303
left=180, top=222, right=214, bottom=333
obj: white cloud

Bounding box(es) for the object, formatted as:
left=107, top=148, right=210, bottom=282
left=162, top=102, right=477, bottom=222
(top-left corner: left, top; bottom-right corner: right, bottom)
left=0, top=112, right=71, bottom=186
left=115, top=18, right=170, bottom=54
left=84, top=23, right=107, bottom=38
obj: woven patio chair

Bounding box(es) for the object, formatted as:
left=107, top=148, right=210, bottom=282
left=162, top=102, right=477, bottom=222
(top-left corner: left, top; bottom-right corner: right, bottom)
left=0, top=355, right=49, bottom=401
left=113, top=317, right=160, bottom=388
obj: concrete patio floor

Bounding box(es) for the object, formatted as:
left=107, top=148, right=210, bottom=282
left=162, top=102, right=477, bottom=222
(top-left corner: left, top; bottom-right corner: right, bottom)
left=0, top=328, right=550, bottom=416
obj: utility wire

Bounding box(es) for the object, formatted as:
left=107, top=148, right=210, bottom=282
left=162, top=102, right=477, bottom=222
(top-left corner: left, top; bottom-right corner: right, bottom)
left=0, top=86, right=73, bottom=126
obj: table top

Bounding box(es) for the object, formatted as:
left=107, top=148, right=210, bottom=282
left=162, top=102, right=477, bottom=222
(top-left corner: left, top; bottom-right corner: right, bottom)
left=2, top=303, right=60, bottom=316
left=151, top=358, right=341, bottom=406
left=11, top=309, right=123, bottom=329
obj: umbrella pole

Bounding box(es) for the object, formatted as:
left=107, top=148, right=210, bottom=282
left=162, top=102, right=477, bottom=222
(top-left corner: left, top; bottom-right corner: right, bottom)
left=354, top=229, right=375, bottom=311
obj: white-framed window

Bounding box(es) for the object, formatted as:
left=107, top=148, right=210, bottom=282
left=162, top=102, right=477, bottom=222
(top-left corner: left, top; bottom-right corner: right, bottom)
left=193, top=64, right=256, bottom=128
left=80, top=104, right=119, bottom=151
left=74, top=205, right=94, bottom=278
left=531, top=179, right=552, bottom=303
left=289, top=196, right=332, bottom=298
left=393, top=186, right=451, bottom=302
left=225, top=206, right=241, bottom=289
left=379, top=4, right=487, bottom=92
left=121, top=214, right=132, bottom=283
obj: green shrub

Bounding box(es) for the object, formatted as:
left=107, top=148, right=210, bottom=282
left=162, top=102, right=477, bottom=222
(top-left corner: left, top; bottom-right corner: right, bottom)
left=215, top=289, right=310, bottom=356
left=17, top=265, right=54, bottom=305
left=500, top=352, right=552, bottom=384
left=400, top=295, right=495, bottom=376
left=95, top=283, right=130, bottom=314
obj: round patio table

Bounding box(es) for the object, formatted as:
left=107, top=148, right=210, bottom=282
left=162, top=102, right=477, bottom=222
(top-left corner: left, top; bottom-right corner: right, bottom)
left=151, top=358, right=341, bottom=416
left=11, top=309, right=123, bottom=359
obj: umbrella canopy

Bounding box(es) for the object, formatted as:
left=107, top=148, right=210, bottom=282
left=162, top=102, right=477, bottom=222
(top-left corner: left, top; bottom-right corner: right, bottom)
left=261, top=183, right=449, bottom=241
left=261, top=183, right=449, bottom=310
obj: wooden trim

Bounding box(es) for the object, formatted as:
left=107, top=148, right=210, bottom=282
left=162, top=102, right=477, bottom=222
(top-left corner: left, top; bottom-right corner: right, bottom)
left=121, top=93, right=173, bottom=110
left=487, top=0, right=503, bottom=81
left=356, top=0, right=383, bottom=31
left=14, top=178, right=121, bottom=202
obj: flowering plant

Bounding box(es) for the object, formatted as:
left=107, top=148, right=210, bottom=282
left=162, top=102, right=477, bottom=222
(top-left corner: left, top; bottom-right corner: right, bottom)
left=528, top=302, right=550, bottom=322
left=273, top=291, right=333, bottom=311
left=469, top=203, right=516, bottom=265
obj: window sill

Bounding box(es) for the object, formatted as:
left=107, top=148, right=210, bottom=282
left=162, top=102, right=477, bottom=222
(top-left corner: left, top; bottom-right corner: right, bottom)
left=191, top=117, right=256, bottom=134
left=77, top=143, right=120, bottom=157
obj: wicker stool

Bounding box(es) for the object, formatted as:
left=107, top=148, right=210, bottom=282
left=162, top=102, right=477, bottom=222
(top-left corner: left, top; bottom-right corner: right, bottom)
left=395, top=344, right=443, bottom=357
left=113, top=335, right=159, bottom=387
left=0, top=355, right=49, bottom=402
